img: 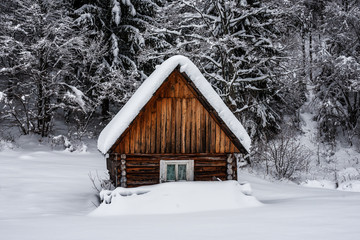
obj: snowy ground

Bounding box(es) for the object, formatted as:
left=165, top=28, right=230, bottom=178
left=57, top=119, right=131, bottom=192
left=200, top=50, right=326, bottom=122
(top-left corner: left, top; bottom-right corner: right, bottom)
left=93, top=181, right=261, bottom=216
left=1, top=140, right=360, bottom=240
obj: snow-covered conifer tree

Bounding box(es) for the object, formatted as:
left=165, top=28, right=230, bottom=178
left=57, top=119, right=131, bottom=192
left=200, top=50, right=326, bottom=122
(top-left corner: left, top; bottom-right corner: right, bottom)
left=0, top=0, right=91, bottom=136
left=314, top=0, right=360, bottom=146
left=154, top=0, right=296, bottom=141
left=73, top=0, right=163, bottom=117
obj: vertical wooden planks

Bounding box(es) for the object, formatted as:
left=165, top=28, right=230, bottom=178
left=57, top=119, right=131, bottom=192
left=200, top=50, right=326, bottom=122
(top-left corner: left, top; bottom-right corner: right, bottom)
left=110, top=69, right=246, bottom=156
left=196, top=100, right=201, bottom=152
left=134, top=119, right=139, bottom=152
left=230, top=142, right=235, bottom=152
left=138, top=114, right=144, bottom=153
left=204, top=111, right=208, bottom=153
left=224, top=132, right=229, bottom=153
left=175, top=98, right=181, bottom=153
left=171, top=98, right=176, bottom=153
left=200, top=106, right=206, bottom=152
left=215, top=122, right=220, bottom=153
left=124, top=134, right=129, bottom=154
left=174, top=73, right=180, bottom=97
left=181, top=99, right=186, bottom=153
left=207, top=113, right=212, bottom=153
left=210, top=117, right=216, bottom=153
left=130, top=124, right=135, bottom=154
left=191, top=98, right=196, bottom=153
left=161, top=98, right=167, bottom=153
left=145, top=108, right=151, bottom=153
left=166, top=98, right=172, bottom=153
left=140, top=113, right=146, bottom=153
left=150, top=103, right=156, bottom=153
left=119, top=136, right=125, bottom=154
left=156, top=100, right=162, bottom=153
left=220, top=129, right=225, bottom=153
left=186, top=98, right=191, bottom=153
left=168, top=74, right=176, bottom=98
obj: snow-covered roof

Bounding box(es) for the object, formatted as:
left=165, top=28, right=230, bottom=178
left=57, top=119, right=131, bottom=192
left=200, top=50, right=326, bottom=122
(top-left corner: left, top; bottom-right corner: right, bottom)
left=97, top=55, right=251, bottom=154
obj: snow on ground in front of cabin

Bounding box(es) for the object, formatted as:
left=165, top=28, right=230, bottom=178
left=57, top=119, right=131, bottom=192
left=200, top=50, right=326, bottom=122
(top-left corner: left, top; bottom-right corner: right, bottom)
left=92, top=181, right=261, bottom=216
left=1, top=138, right=360, bottom=240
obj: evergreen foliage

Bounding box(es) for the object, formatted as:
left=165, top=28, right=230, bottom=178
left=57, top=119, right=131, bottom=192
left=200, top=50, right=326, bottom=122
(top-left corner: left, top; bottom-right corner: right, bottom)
left=0, top=0, right=359, bottom=149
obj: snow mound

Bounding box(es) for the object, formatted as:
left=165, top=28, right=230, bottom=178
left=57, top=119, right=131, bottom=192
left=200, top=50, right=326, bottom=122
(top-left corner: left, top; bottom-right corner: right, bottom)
left=301, top=179, right=360, bottom=192
left=91, top=181, right=261, bottom=216
left=338, top=181, right=360, bottom=192
left=97, top=55, right=251, bottom=154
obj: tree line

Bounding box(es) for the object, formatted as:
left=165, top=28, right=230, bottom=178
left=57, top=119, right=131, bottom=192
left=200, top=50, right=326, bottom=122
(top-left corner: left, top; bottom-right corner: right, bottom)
left=0, top=0, right=359, bottom=148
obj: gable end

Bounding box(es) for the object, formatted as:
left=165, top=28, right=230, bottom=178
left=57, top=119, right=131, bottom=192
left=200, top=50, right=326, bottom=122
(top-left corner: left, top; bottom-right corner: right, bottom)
left=110, top=68, right=247, bottom=154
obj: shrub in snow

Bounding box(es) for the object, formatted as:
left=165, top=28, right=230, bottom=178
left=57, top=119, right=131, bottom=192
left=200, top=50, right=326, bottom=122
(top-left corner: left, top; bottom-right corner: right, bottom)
left=337, top=167, right=360, bottom=183
left=51, top=135, right=75, bottom=152
left=89, top=172, right=114, bottom=193
left=0, top=139, right=15, bottom=151
left=89, top=171, right=114, bottom=207
left=51, top=135, right=88, bottom=152
left=255, top=133, right=311, bottom=180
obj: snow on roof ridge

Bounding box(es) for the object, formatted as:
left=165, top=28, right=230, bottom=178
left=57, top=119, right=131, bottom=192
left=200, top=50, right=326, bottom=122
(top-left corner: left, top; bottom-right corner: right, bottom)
left=97, top=55, right=251, bottom=154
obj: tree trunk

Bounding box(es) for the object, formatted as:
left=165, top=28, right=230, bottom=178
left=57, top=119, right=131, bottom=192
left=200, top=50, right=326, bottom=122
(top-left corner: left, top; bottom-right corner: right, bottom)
left=101, top=98, right=110, bottom=118
left=309, top=27, right=313, bottom=83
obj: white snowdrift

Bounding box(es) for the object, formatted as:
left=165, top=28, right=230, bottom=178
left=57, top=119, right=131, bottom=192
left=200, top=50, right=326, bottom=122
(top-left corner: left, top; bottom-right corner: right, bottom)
left=338, top=181, right=360, bottom=192
left=91, top=181, right=261, bottom=216
left=301, top=179, right=360, bottom=192
left=97, top=55, right=251, bottom=154
left=301, top=180, right=337, bottom=189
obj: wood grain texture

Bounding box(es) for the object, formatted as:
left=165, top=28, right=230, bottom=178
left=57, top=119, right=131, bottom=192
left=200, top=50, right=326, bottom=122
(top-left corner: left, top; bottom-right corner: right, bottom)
left=109, top=70, right=245, bottom=155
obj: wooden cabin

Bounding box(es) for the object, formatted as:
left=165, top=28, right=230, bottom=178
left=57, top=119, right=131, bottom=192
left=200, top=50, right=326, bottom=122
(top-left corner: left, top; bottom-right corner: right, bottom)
left=97, top=55, right=251, bottom=188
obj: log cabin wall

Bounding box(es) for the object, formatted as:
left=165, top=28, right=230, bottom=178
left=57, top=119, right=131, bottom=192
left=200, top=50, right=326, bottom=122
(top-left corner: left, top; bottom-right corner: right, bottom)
left=107, top=69, right=243, bottom=187
left=107, top=153, right=238, bottom=188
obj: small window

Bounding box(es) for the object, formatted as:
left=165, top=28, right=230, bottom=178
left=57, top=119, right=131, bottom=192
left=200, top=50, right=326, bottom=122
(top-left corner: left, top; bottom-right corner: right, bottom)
left=160, top=160, right=194, bottom=183
left=166, top=164, right=176, bottom=181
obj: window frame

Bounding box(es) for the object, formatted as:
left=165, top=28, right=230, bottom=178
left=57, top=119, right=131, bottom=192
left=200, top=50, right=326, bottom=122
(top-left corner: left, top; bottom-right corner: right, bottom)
left=159, top=160, right=194, bottom=183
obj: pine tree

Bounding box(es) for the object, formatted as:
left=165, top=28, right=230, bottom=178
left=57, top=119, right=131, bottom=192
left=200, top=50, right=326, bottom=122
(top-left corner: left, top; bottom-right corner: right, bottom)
left=155, top=0, right=296, bottom=141
left=73, top=0, right=162, bottom=117
left=314, top=0, right=360, bottom=145
left=0, top=0, right=91, bottom=136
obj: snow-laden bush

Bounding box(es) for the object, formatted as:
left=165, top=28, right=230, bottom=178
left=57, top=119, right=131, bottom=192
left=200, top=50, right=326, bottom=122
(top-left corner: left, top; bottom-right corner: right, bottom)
left=89, top=171, right=114, bottom=207
left=337, top=167, right=360, bottom=183
left=0, top=139, right=15, bottom=151
left=256, top=134, right=312, bottom=180
left=51, top=135, right=87, bottom=152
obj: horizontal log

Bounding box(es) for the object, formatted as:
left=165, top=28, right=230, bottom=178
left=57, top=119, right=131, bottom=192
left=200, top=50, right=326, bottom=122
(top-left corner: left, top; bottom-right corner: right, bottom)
left=126, top=174, right=160, bottom=181
left=195, top=166, right=226, bottom=172
left=126, top=167, right=159, bottom=173
left=195, top=161, right=227, bottom=167
left=195, top=171, right=226, bottom=177
left=124, top=153, right=227, bottom=158
left=126, top=160, right=160, bottom=167
left=125, top=157, right=227, bottom=162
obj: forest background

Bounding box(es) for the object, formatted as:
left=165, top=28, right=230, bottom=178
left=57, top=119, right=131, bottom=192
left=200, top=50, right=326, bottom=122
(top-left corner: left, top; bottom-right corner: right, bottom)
left=1, top=0, right=360, bottom=182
